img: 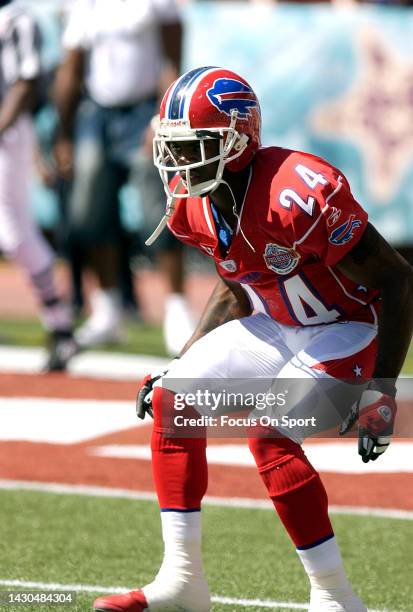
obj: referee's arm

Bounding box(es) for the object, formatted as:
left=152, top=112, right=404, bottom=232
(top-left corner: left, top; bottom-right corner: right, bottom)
left=0, top=79, right=36, bottom=134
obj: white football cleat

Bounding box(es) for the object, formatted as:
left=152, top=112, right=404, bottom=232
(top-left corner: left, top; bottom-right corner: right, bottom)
left=309, top=585, right=367, bottom=611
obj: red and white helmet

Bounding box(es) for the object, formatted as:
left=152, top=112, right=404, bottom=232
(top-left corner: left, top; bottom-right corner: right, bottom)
left=153, top=66, right=261, bottom=198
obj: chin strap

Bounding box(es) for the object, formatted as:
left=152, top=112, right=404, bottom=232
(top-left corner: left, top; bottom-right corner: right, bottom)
left=145, top=179, right=184, bottom=246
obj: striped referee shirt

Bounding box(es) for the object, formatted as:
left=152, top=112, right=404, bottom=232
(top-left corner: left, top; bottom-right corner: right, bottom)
left=0, top=3, right=41, bottom=100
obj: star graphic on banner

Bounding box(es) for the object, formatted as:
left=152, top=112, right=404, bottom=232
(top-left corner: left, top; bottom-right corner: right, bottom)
left=311, top=30, right=413, bottom=201
left=353, top=364, right=363, bottom=377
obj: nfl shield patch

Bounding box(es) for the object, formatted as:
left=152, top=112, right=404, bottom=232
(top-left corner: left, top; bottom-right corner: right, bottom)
left=219, top=260, right=237, bottom=272
left=263, top=243, right=300, bottom=275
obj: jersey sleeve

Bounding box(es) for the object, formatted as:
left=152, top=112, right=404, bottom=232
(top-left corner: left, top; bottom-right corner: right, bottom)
left=152, top=0, right=181, bottom=23
left=62, top=0, right=91, bottom=50
left=280, top=160, right=368, bottom=267
left=12, top=13, right=42, bottom=81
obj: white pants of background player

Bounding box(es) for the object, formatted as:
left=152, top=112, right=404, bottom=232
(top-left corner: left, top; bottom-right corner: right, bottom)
left=0, top=115, right=70, bottom=331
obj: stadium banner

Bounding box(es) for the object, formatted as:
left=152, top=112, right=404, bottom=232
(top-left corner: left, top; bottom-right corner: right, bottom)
left=183, top=3, right=413, bottom=245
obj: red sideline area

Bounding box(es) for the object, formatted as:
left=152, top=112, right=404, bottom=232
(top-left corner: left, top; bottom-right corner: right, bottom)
left=1, top=372, right=413, bottom=511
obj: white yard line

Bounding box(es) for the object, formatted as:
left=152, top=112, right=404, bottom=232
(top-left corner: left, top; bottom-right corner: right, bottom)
left=1, top=479, right=412, bottom=520
left=0, top=579, right=401, bottom=611
left=90, top=442, right=413, bottom=474
left=0, top=399, right=411, bottom=474
left=0, top=398, right=145, bottom=444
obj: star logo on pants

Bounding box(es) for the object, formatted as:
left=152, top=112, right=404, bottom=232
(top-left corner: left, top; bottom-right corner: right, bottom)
left=353, top=364, right=363, bottom=377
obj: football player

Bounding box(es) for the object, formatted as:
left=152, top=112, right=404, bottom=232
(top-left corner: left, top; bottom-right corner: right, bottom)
left=0, top=0, right=76, bottom=370
left=93, top=67, right=413, bottom=611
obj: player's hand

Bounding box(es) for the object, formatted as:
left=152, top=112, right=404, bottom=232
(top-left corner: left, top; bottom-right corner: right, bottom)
left=339, top=380, right=397, bottom=463
left=136, top=358, right=179, bottom=420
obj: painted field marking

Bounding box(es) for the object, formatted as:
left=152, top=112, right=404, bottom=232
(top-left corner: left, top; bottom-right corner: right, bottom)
left=0, top=579, right=403, bottom=612
left=90, top=441, right=413, bottom=474
left=0, top=398, right=146, bottom=444
left=1, top=480, right=412, bottom=520
left=0, top=346, right=169, bottom=379
left=0, top=395, right=411, bottom=474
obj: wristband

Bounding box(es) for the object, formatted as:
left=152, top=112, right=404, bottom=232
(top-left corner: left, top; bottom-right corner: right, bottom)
left=367, top=378, right=397, bottom=398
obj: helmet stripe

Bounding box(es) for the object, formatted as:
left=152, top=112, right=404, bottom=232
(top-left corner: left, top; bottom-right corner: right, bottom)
left=180, top=67, right=221, bottom=120
left=164, top=72, right=188, bottom=120
left=166, top=68, right=205, bottom=119
left=168, top=66, right=216, bottom=120
left=176, top=66, right=217, bottom=119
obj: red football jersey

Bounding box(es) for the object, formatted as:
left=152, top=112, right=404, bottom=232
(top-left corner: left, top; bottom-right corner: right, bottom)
left=167, top=146, right=379, bottom=327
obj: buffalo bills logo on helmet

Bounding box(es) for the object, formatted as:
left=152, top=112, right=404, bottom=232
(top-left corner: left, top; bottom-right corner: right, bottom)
left=207, top=78, right=258, bottom=119
left=329, top=214, right=362, bottom=246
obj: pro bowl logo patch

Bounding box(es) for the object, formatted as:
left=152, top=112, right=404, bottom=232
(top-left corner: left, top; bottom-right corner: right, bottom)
left=329, top=214, right=362, bottom=246
left=263, top=243, right=300, bottom=275
left=207, top=78, right=258, bottom=119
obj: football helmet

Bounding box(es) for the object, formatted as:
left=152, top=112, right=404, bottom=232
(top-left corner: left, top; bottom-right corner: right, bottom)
left=153, top=66, right=262, bottom=199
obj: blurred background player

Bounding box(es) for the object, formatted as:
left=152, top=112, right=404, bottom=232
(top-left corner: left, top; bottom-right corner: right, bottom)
left=0, top=0, right=76, bottom=371
left=53, top=0, right=194, bottom=356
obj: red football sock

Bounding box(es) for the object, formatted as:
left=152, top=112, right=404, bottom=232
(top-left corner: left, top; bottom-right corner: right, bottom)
left=151, top=387, right=208, bottom=510
left=248, top=433, right=333, bottom=548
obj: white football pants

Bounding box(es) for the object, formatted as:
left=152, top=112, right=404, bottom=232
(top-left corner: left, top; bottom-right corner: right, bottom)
left=162, top=313, right=378, bottom=440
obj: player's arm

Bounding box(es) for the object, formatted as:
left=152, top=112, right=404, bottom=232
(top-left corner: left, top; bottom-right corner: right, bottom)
left=158, top=20, right=182, bottom=101
left=337, top=222, right=413, bottom=380
left=0, top=79, right=36, bottom=135
left=52, top=48, right=85, bottom=179
left=53, top=48, right=84, bottom=138
left=140, top=19, right=182, bottom=157
left=337, top=223, right=413, bottom=461
left=180, top=277, right=252, bottom=356
left=136, top=277, right=251, bottom=420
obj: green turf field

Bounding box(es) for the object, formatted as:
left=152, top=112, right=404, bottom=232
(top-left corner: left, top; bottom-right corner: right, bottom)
left=0, top=490, right=412, bottom=612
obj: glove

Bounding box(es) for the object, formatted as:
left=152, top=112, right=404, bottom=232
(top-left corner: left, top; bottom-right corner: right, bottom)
left=339, top=380, right=397, bottom=463
left=136, top=359, right=178, bottom=420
